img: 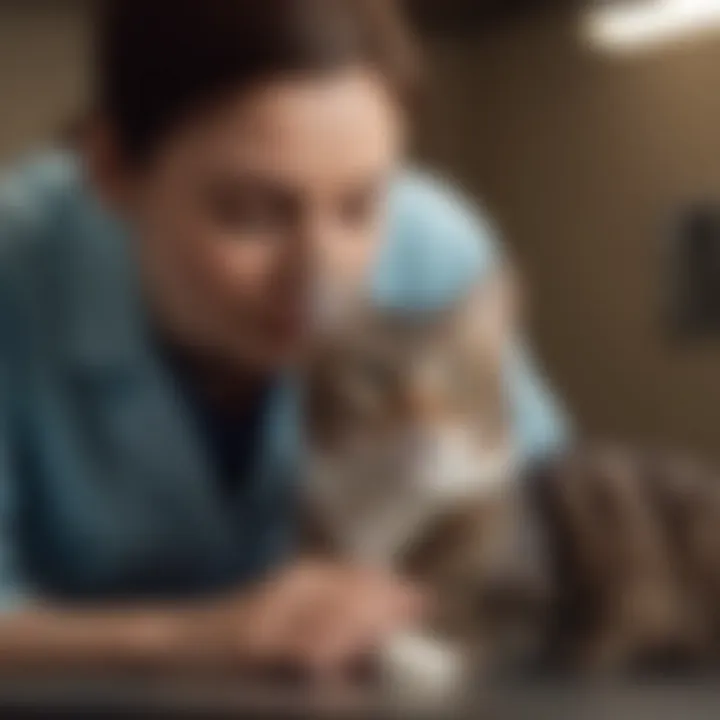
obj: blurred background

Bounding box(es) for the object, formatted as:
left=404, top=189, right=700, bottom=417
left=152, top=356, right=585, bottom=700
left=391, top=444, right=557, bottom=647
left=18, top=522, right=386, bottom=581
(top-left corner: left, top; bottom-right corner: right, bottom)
left=3, top=0, right=720, bottom=458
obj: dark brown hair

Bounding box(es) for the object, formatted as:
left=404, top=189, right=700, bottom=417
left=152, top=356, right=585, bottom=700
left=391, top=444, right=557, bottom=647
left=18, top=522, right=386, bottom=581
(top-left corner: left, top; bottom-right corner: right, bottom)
left=95, top=0, right=420, bottom=162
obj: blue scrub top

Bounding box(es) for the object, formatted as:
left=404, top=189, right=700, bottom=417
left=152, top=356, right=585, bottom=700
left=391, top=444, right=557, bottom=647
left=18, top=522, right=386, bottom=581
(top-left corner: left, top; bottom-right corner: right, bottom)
left=0, top=151, right=569, bottom=607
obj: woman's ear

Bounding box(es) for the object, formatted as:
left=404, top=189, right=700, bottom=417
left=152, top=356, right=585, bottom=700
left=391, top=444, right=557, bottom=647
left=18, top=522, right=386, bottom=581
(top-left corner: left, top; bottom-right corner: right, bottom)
left=82, top=116, right=135, bottom=212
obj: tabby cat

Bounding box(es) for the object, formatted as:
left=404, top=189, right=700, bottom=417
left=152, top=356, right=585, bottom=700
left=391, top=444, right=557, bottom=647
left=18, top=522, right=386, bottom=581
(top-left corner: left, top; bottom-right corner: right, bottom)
left=304, top=268, right=720, bottom=690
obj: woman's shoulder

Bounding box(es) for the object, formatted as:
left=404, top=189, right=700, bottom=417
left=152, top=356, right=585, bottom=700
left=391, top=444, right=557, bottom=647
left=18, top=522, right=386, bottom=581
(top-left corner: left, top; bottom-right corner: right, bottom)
left=0, top=150, right=109, bottom=341
left=0, top=149, right=84, bottom=258
left=373, top=168, right=503, bottom=311
left=0, top=148, right=80, bottom=215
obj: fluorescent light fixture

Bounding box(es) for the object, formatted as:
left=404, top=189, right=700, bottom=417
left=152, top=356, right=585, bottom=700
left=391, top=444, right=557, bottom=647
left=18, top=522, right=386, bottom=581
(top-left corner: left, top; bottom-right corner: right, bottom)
left=586, top=0, right=720, bottom=52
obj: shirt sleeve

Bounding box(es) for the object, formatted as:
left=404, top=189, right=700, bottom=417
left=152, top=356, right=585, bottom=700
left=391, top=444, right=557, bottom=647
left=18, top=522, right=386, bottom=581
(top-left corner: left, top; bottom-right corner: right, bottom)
left=0, top=352, right=30, bottom=611
left=0, top=160, right=51, bottom=611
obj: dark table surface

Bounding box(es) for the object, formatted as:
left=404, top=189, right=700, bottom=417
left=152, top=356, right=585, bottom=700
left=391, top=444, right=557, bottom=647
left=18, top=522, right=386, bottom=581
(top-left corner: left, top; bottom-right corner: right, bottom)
left=1, top=676, right=720, bottom=719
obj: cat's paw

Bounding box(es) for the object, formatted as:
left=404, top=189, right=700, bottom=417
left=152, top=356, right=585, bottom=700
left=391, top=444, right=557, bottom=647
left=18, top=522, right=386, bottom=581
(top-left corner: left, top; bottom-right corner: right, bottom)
left=378, top=632, right=471, bottom=701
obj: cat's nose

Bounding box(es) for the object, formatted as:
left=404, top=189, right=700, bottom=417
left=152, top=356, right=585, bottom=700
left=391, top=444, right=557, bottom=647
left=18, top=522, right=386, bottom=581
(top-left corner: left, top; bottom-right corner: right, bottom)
left=400, top=427, right=432, bottom=459
left=397, top=385, right=443, bottom=424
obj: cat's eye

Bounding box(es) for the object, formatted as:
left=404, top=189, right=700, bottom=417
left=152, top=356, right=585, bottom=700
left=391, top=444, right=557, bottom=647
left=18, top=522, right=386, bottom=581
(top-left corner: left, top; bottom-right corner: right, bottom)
left=339, top=374, right=384, bottom=419
left=356, top=357, right=398, bottom=390
left=337, top=183, right=385, bottom=230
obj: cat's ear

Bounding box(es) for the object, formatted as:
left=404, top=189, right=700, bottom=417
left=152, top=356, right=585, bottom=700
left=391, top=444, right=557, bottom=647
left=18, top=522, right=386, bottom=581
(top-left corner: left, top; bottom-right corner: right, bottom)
left=455, top=263, right=520, bottom=360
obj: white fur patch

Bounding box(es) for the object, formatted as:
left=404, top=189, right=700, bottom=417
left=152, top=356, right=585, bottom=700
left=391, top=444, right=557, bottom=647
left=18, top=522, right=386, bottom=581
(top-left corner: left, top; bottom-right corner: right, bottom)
left=415, top=429, right=515, bottom=502
left=308, top=432, right=517, bottom=565
left=379, top=631, right=469, bottom=700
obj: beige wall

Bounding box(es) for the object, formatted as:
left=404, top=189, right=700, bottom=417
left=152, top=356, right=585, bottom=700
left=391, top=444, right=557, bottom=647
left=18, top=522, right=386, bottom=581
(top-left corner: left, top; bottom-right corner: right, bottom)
left=2, top=2, right=720, bottom=456
left=0, top=0, right=88, bottom=161
left=418, top=12, right=720, bottom=457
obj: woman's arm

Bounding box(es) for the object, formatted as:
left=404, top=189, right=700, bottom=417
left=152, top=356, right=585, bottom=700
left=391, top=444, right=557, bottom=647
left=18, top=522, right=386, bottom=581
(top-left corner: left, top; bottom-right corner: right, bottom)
left=0, top=604, right=210, bottom=673
left=0, top=562, right=425, bottom=677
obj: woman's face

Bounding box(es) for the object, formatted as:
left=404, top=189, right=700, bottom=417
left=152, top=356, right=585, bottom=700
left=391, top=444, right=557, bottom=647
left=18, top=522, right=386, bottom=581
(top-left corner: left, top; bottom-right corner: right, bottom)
left=95, top=68, right=405, bottom=371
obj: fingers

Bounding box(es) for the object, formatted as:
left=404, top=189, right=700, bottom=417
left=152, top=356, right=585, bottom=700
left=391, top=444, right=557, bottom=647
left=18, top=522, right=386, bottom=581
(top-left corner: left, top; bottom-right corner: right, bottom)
left=301, top=571, right=425, bottom=674
left=232, top=562, right=427, bottom=678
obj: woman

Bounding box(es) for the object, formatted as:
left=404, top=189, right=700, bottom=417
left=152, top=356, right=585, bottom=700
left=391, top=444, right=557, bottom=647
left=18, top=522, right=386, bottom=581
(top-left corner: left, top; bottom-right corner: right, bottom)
left=0, top=0, right=567, bottom=677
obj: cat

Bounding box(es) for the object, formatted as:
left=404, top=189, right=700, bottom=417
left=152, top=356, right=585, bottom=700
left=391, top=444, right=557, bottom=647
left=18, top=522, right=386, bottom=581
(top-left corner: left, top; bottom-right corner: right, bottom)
left=303, top=267, right=720, bottom=689
left=302, top=267, right=552, bottom=692
left=304, top=268, right=518, bottom=562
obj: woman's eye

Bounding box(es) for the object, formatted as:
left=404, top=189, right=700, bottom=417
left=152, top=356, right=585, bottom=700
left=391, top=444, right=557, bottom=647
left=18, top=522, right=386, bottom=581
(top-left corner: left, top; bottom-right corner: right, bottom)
left=206, top=184, right=293, bottom=234
left=338, top=187, right=382, bottom=229
left=211, top=197, right=283, bottom=233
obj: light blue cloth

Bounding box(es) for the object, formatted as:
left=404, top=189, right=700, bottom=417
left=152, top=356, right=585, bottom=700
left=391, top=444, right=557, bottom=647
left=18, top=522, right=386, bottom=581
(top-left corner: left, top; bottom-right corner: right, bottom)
left=0, top=151, right=569, bottom=607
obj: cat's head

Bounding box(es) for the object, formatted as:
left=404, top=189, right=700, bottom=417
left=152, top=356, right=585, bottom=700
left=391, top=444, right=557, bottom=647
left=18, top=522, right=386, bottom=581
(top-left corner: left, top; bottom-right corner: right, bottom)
left=305, top=270, right=517, bottom=499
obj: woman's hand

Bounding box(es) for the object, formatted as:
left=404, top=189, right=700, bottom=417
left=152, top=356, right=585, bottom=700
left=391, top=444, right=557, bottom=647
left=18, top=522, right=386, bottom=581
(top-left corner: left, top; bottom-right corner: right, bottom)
left=205, top=560, right=427, bottom=678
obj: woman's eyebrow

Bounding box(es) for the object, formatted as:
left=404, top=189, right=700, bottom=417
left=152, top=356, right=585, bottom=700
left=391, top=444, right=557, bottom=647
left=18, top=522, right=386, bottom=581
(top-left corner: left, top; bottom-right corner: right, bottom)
left=205, top=170, right=299, bottom=197
left=340, top=173, right=392, bottom=199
